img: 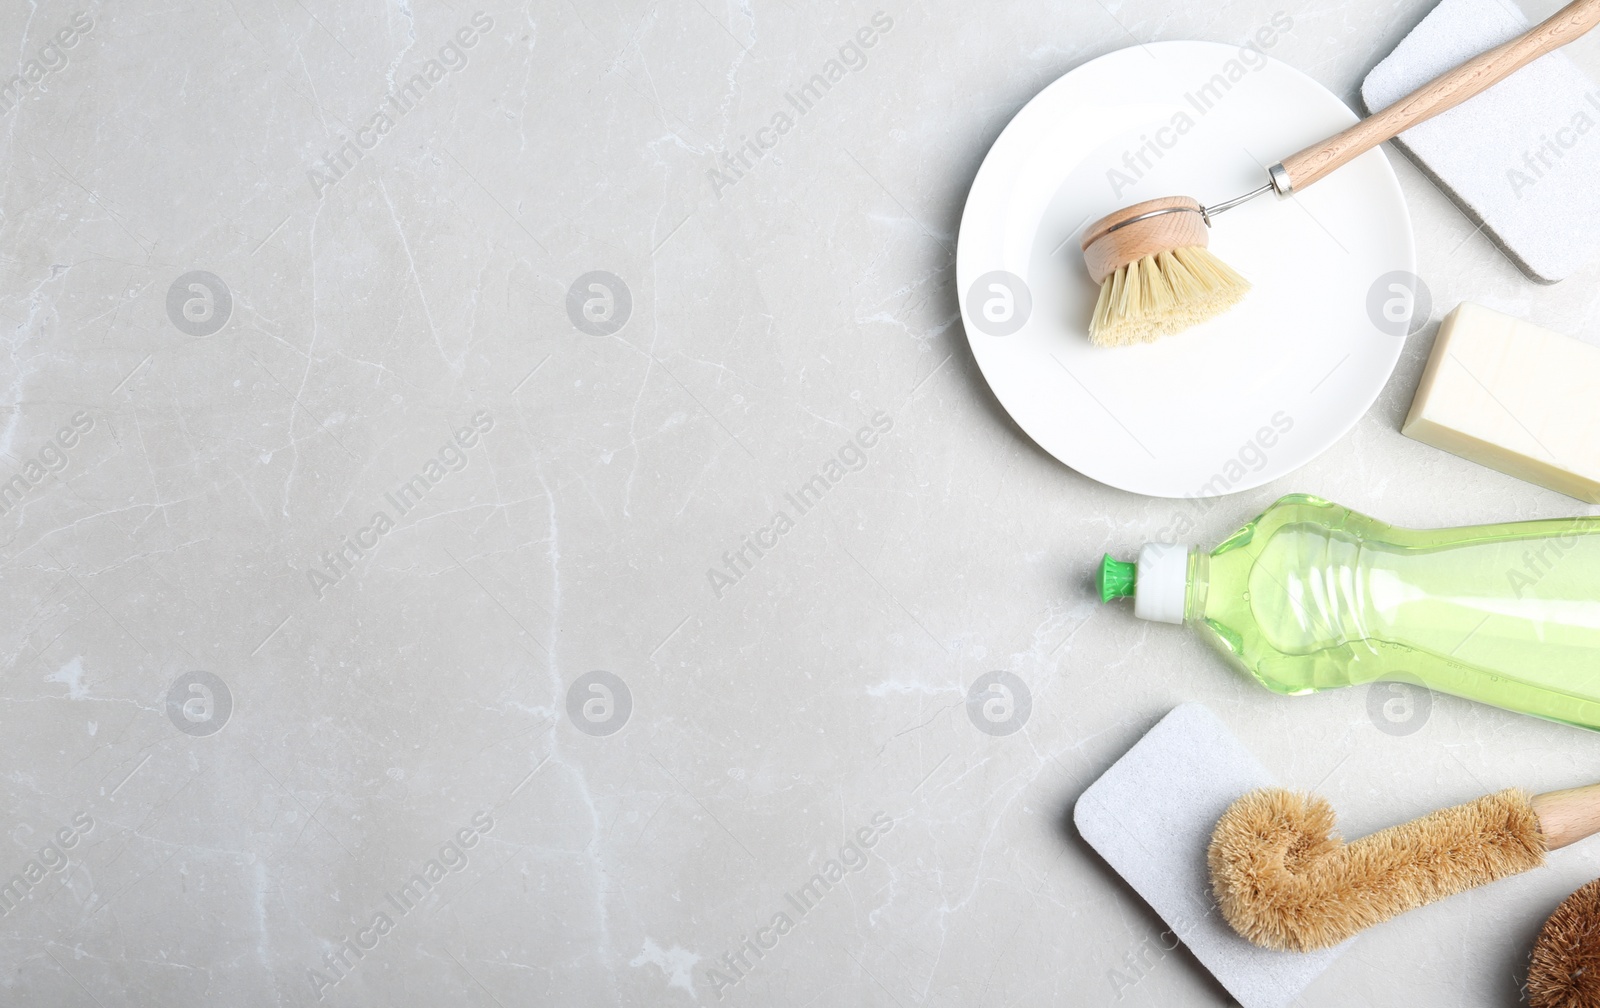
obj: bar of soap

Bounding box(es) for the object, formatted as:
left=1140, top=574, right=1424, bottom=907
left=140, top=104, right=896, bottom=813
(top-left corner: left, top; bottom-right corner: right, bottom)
left=1403, top=302, right=1600, bottom=503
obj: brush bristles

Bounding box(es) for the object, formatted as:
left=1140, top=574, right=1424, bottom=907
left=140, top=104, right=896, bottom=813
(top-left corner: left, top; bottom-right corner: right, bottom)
left=1529, top=879, right=1600, bottom=1008
left=1088, top=246, right=1250, bottom=347
left=1208, top=788, right=1546, bottom=952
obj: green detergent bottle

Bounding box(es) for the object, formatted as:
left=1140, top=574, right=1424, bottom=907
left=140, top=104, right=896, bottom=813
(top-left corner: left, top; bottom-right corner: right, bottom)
left=1097, top=494, right=1600, bottom=731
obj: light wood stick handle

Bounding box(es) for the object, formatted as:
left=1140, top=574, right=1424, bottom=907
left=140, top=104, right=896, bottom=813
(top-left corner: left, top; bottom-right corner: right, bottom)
left=1532, top=782, right=1600, bottom=851
left=1276, top=0, right=1600, bottom=192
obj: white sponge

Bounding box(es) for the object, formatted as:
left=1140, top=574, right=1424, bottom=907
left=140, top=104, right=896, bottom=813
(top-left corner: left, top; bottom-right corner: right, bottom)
left=1074, top=703, right=1349, bottom=1008
left=1361, top=0, right=1600, bottom=283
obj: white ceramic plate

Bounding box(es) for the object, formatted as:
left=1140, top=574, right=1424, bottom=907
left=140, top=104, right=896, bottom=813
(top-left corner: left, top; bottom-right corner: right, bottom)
left=957, top=41, right=1417, bottom=499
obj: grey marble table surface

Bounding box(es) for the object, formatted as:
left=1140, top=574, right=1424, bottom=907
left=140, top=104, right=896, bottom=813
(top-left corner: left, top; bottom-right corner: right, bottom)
left=5, top=0, right=1600, bottom=1005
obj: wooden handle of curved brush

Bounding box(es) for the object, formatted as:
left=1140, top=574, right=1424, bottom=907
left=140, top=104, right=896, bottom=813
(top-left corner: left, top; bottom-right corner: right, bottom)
left=1277, top=0, right=1600, bottom=192
left=1533, top=782, right=1600, bottom=851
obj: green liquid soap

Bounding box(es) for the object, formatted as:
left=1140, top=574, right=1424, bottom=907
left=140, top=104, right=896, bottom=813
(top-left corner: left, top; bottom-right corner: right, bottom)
left=1098, top=494, right=1600, bottom=731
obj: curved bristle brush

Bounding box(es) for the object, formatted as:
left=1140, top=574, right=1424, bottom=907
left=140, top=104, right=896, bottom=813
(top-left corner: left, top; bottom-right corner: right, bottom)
left=1080, top=0, right=1600, bottom=347
left=1207, top=782, right=1600, bottom=952
left=1529, top=878, right=1600, bottom=1008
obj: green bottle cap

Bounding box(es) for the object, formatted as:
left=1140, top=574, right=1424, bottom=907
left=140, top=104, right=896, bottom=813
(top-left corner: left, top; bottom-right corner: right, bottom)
left=1098, top=554, right=1136, bottom=602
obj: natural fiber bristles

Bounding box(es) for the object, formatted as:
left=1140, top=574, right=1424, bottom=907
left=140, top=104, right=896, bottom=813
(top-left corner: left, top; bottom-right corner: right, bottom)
left=1208, top=788, right=1546, bottom=952
left=1529, top=879, right=1600, bottom=1008
left=1087, top=246, right=1250, bottom=347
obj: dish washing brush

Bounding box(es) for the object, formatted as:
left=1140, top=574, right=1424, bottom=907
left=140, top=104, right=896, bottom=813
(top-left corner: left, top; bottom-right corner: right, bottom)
left=1207, top=781, right=1600, bottom=952
left=1081, top=0, right=1600, bottom=347
left=1529, top=879, right=1600, bottom=1008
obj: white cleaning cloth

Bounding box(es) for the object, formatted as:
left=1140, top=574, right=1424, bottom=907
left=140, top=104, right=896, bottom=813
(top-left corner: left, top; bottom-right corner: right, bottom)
left=1075, top=703, right=1349, bottom=1008
left=1362, top=0, right=1600, bottom=283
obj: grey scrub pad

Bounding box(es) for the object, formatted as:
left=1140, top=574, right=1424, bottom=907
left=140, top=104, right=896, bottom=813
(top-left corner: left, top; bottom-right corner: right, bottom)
left=1074, top=703, right=1349, bottom=1008
left=1361, top=0, right=1600, bottom=283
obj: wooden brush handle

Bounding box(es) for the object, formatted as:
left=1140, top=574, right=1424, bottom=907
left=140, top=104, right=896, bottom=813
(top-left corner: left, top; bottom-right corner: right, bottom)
left=1532, top=782, right=1600, bottom=851
left=1276, top=0, right=1600, bottom=192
